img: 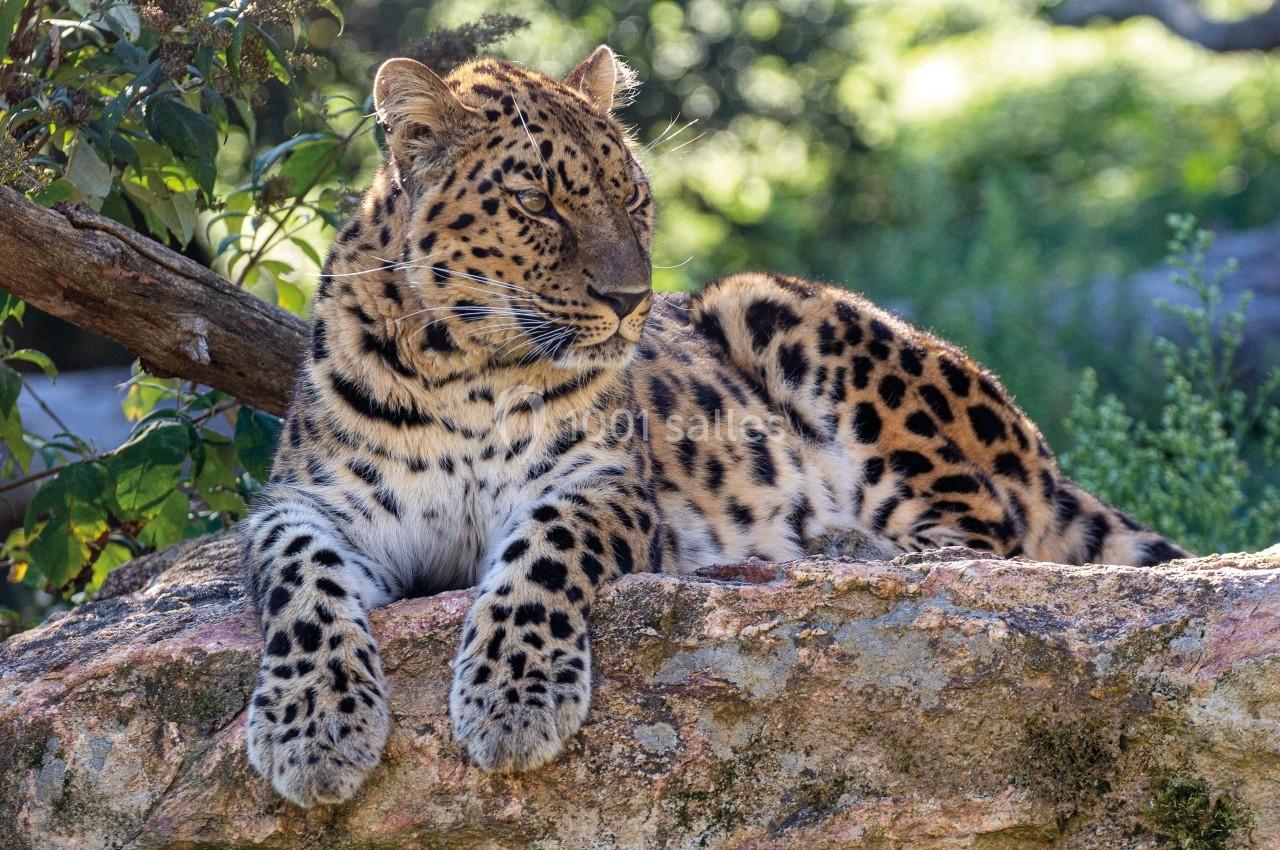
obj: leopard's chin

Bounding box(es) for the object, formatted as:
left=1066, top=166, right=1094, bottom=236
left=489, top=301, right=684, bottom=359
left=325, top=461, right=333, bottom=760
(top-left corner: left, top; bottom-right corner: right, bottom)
left=555, top=334, right=636, bottom=368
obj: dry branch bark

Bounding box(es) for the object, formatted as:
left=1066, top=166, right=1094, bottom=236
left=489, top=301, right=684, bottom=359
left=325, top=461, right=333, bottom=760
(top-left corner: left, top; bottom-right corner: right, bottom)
left=2, top=537, right=1279, bottom=849
left=1053, top=0, right=1280, bottom=52
left=0, top=187, right=305, bottom=415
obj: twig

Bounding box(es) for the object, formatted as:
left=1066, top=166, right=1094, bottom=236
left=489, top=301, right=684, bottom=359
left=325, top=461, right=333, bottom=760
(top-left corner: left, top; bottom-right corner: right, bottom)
left=233, top=116, right=372, bottom=287
left=19, top=377, right=83, bottom=455
left=0, top=399, right=240, bottom=497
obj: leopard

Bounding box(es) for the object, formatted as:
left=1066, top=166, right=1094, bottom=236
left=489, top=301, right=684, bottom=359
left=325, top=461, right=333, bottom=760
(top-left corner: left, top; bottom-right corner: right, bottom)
left=239, top=45, right=1189, bottom=807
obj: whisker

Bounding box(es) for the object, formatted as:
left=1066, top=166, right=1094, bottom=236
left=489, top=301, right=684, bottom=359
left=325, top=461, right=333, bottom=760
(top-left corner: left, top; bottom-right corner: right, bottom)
left=400, top=276, right=540, bottom=310
left=658, top=293, right=689, bottom=313
left=497, top=321, right=558, bottom=360
left=512, top=323, right=563, bottom=358
left=400, top=307, right=544, bottom=326
left=656, top=131, right=705, bottom=159
left=640, top=115, right=681, bottom=153
left=319, top=250, right=449, bottom=278
left=403, top=304, right=543, bottom=316
left=522, top=325, right=574, bottom=365
left=354, top=253, right=536, bottom=298
left=425, top=266, right=537, bottom=298
left=642, top=117, right=698, bottom=155
left=512, top=94, right=548, bottom=183
left=403, top=308, right=544, bottom=332
left=470, top=322, right=537, bottom=335
left=652, top=256, right=693, bottom=270
left=407, top=308, right=545, bottom=339
left=407, top=296, right=540, bottom=314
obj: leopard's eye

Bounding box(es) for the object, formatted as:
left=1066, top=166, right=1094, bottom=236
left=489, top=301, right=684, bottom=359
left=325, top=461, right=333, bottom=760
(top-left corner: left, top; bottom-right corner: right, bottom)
left=516, top=189, right=551, bottom=216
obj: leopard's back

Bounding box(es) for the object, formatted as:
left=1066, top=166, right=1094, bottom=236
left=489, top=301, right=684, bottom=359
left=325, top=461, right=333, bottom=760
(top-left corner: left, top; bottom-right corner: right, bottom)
left=631, top=273, right=1187, bottom=568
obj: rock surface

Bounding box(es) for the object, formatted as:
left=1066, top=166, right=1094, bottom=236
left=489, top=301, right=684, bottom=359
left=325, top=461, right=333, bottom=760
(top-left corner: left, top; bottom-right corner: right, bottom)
left=2, top=535, right=1279, bottom=850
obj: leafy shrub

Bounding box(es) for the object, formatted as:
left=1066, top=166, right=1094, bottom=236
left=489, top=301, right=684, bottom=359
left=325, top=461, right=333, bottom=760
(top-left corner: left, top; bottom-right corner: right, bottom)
left=0, top=0, right=339, bottom=620
left=0, top=292, right=279, bottom=610
left=1061, top=215, right=1280, bottom=554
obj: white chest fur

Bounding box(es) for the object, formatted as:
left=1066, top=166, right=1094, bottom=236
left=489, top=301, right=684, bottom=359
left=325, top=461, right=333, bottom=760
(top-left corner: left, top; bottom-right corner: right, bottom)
left=310, top=444, right=536, bottom=595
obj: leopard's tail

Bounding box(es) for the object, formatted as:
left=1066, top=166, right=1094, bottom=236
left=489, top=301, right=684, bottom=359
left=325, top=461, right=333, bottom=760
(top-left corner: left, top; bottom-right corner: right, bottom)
left=1027, top=475, right=1191, bottom=566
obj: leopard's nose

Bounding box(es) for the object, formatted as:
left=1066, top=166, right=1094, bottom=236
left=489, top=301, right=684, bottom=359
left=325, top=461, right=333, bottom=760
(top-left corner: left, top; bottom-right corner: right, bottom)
left=587, top=285, right=649, bottom=320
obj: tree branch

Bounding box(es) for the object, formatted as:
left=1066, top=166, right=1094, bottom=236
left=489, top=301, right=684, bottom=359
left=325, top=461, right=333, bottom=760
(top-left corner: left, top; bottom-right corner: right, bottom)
left=0, top=187, right=305, bottom=416
left=1052, top=0, right=1280, bottom=52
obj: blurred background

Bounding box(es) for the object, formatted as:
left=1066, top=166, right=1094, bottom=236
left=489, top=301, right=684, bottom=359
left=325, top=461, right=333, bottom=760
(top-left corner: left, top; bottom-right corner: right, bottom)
left=334, top=0, right=1280, bottom=432
left=14, top=0, right=1280, bottom=439
left=1, top=0, right=1278, bottom=625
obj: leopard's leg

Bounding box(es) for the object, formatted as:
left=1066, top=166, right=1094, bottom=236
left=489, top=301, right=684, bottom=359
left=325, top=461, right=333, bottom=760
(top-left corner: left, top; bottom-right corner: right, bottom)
left=242, top=487, right=394, bottom=806
left=450, top=476, right=654, bottom=772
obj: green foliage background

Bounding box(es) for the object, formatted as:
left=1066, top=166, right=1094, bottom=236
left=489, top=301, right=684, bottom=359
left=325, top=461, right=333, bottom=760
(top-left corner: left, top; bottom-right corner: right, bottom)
left=0, top=0, right=1278, bottom=624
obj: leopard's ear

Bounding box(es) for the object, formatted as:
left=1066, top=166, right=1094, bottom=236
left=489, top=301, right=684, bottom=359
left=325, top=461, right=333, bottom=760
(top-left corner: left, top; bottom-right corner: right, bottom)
left=564, top=45, right=637, bottom=113
left=373, top=58, right=480, bottom=166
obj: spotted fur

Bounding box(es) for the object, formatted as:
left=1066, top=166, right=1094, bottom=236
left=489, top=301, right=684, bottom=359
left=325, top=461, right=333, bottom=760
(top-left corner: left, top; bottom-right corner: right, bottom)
left=240, top=46, right=1188, bottom=806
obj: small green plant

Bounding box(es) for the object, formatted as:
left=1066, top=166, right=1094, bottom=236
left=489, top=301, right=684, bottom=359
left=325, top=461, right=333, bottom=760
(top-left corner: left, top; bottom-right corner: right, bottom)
left=1061, top=215, right=1280, bottom=554
left=1015, top=716, right=1113, bottom=808
left=0, top=292, right=279, bottom=608
left=1146, top=775, right=1246, bottom=850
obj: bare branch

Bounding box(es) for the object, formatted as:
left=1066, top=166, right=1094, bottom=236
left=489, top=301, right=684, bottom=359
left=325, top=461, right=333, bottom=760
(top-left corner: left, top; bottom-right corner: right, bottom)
left=0, top=187, right=305, bottom=415
left=1052, top=0, right=1280, bottom=52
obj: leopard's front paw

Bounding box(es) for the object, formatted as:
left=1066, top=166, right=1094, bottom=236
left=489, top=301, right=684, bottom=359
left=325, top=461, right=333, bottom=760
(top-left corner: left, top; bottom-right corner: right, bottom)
left=246, top=636, right=389, bottom=806
left=449, top=625, right=591, bottom=773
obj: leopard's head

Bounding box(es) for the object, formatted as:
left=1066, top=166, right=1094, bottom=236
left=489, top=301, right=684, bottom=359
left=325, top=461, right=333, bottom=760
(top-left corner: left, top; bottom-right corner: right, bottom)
left=372, top=47, right=653, bottom=369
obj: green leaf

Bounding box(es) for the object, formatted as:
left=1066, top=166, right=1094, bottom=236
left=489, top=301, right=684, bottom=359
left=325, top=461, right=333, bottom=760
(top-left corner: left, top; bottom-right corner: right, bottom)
left=249, top=23, right=296, bottom=89
left=0, top=0, right=24, bottom=58
left=291, top=235, right=323, bottom=270
left=138, top=490, right=189, bottom=549
left=65, top=140, right=114, bottom=209
left=121, top=369, right=180, bottom=421
left=26, top=515, right=88, bottom=591
left=0, top=293, right=24, bottom=326
left=227, top=18, right=246, bottom=88
left=195, top=438, right=244, bottom=513
left=99, top=0, right=141, bottom=40
left=154, top=189, right=199, bottom=247
left=6, top=349, right=56, bottom=381
left=124, top=179, right=199, bottom=246
left=215, top=231, right=243, bottom=258
left=0, top=363, right=20, bottom=415
left=23, top=463, right=108, bottom=591
left=276, top=279, right=306, bottom=314
left=279, top=138, right=338, bottom=194
left=107, top=420, right=191, bottom=517
left=91, top=541, right=134, bottom=591
left=252, top=133, right=330, bottom=185
left=100, top=188, right=137, bottom=229
left=32, top=179, right=80, bottom=208
left=234, top=408, right=281, bottom=482
left=317, top=0, right=344, bottom=33
left=148, top=98, right=219, bottom=197
left=0, top=404, right=30, bottom=474
left=25, top=462, right=107, bottom=536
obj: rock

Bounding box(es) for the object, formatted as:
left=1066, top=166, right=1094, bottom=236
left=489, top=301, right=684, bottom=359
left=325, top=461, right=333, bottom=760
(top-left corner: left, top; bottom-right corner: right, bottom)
left=2, top=537, right=1279, bottom=850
